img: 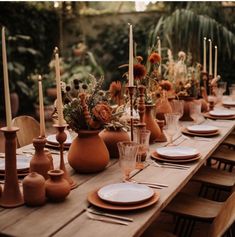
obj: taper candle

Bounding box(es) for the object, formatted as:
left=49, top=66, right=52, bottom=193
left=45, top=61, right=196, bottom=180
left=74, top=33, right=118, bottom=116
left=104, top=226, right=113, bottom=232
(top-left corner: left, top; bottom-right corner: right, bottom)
left=209, top=39, right=212, bottom=75
left=203, top=37, right=207, bottom=72
left=1, top=27, right=12, bottom=130
left=128, top=24, right=134, bottom=86
left=38, top=75, right=46, bottom=137
left=214, top=46, right=217, bottom=78
left=157, top=36, right=161, bottom=75
left=55, top=48, right=64, bottom=126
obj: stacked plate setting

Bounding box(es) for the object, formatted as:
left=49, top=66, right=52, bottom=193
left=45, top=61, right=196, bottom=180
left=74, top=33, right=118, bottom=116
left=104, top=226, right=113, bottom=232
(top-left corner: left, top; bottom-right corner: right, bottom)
left=204, top=109, right=235, bottom=120
left=182, top=124, right=220, bottom=137
left=151, top=146, right=201, bottom=163
left=87, top=182, right=160, bottom=211
left=0, top=155, right=30, bottom=178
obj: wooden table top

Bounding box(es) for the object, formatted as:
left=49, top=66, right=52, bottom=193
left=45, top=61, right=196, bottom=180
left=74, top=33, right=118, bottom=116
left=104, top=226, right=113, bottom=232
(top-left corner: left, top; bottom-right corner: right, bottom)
left=0, top=119, right=234, bottom=237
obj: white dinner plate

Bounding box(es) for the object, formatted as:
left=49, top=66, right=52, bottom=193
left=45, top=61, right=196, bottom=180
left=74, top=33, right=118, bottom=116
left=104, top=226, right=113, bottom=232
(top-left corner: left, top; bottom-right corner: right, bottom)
left=156, top=146, right=199, bottom=159
left=223, top=100, right=235, bottom=106
left=46, top=131, right=72, bottom=146
left=0, top=155, right=30, bottom=171
left=97, top=183, right=154, bottom=205
left=209, top=109, right=235, bottom=117
left=187, top=125, right=219, bottom=134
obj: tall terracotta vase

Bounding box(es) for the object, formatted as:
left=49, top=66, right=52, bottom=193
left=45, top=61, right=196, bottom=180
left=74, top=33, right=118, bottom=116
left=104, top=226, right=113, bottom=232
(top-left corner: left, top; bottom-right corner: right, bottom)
left=68, top=130, right=110, bottom=173
left=155, top=97, right=172, bottom=121
left=99, top=128, right=130, bottom=159
left=143, top=104, right=161, bottom=143
left=179, top=96, right=194, bottom=121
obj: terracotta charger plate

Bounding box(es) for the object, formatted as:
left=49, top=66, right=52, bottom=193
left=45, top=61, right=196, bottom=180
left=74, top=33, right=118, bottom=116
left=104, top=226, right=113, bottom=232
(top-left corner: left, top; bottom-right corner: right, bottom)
left=88, top=190, right=160, bottom=211
left=203, top=112, right=235, bottom=120
left=151, top=151, right=201, bottom=163
left=181, top=128, right=220, bottom=137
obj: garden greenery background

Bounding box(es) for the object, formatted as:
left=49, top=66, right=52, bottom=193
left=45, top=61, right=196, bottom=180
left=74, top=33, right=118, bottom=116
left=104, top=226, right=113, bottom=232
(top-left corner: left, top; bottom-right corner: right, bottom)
left=0, top=1, right=234, bottom=116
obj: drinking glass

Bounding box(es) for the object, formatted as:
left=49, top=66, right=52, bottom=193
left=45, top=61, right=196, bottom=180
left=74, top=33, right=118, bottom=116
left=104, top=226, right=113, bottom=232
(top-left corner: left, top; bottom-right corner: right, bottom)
left=133, top=129, right=150, bottom=169
left=117, top=141, right=139, bottom=182
left=217, top=81, right=227, bottom=95
left=189, top=101, right=204, bottom=124
left=170, top=100, right=184, bottom=119
left=229, top=87, right=235, bottom=101
left=164, top=113, right=180, bottom=145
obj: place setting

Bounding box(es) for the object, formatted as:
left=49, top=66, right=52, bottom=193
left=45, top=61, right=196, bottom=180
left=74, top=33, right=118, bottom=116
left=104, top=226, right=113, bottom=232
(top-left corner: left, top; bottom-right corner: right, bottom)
left=181, top=124, right=220, bottom=137
left=203, top=109, right=235, bottom=120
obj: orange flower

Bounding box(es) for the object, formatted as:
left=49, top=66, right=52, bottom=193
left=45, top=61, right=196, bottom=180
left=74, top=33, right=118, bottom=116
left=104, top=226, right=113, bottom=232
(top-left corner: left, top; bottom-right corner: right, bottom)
left=148, top=52, right=161, bottom=64
left=160, top=80, right=173, bottom=91
left=109, top=81, right=122, bottom=102
left=133, top=64, right=147, bottom=81
left=92, top=103, right=112, bottom=124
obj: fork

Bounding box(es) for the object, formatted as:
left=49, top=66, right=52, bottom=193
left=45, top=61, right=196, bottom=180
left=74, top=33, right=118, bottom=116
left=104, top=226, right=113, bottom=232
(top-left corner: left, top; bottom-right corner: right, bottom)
left=148, top=160, right=189, bottom=170
left=86, top=212, right=129, bottom=226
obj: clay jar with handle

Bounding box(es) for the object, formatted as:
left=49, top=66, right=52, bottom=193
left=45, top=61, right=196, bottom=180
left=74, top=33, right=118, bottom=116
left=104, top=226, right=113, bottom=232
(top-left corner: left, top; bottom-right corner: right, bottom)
left=45, top=169, right=70, bottom=202
left=99, top=128, right=130, bottom=158
left=30, top=137, right=51, bottom=180
left=143, top=104, right=161, bottom=143
left=68, top=130, right=109, bottom=173
left=22, top=172, right=46, bottom=206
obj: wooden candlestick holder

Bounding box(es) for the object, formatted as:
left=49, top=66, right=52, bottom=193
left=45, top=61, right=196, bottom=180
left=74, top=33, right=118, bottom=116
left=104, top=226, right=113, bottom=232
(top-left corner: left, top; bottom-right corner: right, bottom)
left=208, top=74, right=213, bottom=95
left=54, top=124, right=77, bottom=189
left=137, top=85, right=146, bottom=125
left=202, top=71, right=208, bottom=98
left=0, top=127, right=24, bottom=207
left=127, top=86, right=135, bottom=141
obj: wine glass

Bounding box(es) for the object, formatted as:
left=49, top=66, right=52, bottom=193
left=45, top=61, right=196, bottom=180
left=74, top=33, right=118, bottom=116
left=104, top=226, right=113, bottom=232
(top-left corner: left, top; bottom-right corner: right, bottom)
left=189, top=101, right=204, bottom=124
left=133, top=129, right=150, bottom=169
left=170, top=100, right=184, bottom=119
left=164, top=113, right=180, bottom=146
left=229, top=87, right=235, bottom=101
left=117, top=141, right=139, bottom=182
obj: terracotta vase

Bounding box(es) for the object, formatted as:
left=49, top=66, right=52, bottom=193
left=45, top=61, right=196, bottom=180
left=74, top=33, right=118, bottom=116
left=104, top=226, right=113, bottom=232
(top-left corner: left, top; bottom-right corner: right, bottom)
left=68, top=130, right=110, bottom=173
left=30, top=137, right=51, bottom=180
left=155, top=120, right=167, bottom=142
left=155, top=97, right=172, bottom=121
left=99, top=128, right=130, bottom=159
left=45, top=169, right=70, bottom=202
left=143, top=104, right=161, bottom=143
left=179, top=96, right=194, bottom=121
left=22, top=172, right=46, bottom=206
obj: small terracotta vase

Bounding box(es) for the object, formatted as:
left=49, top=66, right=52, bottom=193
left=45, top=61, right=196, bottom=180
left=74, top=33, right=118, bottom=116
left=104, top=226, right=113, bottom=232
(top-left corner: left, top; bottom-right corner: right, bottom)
left=199, top=98, right=209, bottom=112
left=155, top=120, right=167, bottom=142
left=45, top=169, right=70, bottom=202
left=30, top=137, right=51, bottom=180
left=22, top=172, right=46, bottom=206
left=155, top=97, right=172, bottom=121
left=99, top=128, right=130, bottom=159
left=68, top=130, right=109, bottom=173
left=143, top=104, right=161, bottom=143
left=179, top=96, right=194, bottom=121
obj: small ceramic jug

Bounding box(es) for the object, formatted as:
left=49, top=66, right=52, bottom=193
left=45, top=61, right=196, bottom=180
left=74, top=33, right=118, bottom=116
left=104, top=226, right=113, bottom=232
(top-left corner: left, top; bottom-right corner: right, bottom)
left=22, top=172, right=46, bottom=206
left=45, top=169, right=70, bottom=202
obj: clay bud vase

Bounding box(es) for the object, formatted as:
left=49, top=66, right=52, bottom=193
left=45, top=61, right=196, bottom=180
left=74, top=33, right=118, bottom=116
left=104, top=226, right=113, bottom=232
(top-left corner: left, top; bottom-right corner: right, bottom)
left=68, top=130, right=109, bottom=173
left=30, top=137, right=51, bottom=180
left=143, top=104, right=161, bottom=143
left=99, top=127, right=130, bottom=158
left=179, top=96, right=194, bottom=121
left=45, top=169, right=70, bottom=202
left=22, top=172, right=46, bottom=206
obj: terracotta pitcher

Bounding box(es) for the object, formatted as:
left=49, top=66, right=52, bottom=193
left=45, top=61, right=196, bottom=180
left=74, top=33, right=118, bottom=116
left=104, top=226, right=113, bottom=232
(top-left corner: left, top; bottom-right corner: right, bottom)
left=99, top=128, right=130, bottom=159
left=143, top=104, right=161, bottom=143
left=68, top=130, right=109, bottom=173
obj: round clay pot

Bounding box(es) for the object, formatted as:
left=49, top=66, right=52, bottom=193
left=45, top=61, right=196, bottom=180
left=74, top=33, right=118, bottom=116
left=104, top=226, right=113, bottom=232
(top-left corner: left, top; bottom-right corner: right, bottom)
left=30, top=137, right=51, bottom=180
left=155, top=98, right=172, bottom=121
left=144, top=104, right=161, bottom=143
left=179, top=96, right=194, bottom=121
left=68, top=130, right=109, bottom=173
left=200, top=98, right=209, bottom=112
left=99, top=128, right=130, bottom=158
left=45, top=169, right=70, bottom=202
left=23, top=172, right=46, bottom=206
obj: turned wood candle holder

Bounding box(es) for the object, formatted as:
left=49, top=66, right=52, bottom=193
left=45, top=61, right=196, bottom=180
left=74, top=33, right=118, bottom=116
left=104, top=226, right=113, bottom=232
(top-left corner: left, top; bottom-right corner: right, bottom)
left=54, top=124, right=77, bottom=189
left=208, top=74, right=213, bottom=95
left=0, top=127, right=24, bottom=208
left=137, top=85, right=146, bottom=126
left=127, top=86, right=135, bottom=141
left=202, top=71, right=208, bottom=98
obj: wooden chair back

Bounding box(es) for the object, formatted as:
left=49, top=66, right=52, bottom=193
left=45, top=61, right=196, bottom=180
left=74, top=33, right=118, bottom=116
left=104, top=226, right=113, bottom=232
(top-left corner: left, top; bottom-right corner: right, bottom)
left=209, top=191, right=235, bottom=237
left=12, top=116, right=40, bottom=147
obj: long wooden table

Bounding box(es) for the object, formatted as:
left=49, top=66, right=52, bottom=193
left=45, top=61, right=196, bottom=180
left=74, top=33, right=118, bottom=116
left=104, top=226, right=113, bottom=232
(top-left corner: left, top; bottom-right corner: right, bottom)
left=0, top=119, right=234, bottom=237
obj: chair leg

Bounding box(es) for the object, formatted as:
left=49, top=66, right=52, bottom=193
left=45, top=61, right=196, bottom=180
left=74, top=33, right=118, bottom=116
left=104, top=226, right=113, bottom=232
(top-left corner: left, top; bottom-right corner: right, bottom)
left=218, top=161, right=222, bottom=169
left=183, top=219, right=195, bottom=237
left=229, top=165, right=234, bottom=172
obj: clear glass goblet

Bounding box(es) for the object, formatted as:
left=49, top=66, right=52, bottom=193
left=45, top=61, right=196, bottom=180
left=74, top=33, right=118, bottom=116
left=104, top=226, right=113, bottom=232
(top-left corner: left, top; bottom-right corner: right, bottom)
left=164, top=113, right=180, bottom=145
left=117, top=141, right=139, bottom=182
